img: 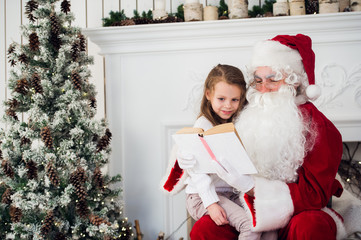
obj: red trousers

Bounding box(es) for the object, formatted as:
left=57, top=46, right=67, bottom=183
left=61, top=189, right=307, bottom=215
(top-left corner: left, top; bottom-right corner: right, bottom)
left=190, top=210, right=337, bottom=240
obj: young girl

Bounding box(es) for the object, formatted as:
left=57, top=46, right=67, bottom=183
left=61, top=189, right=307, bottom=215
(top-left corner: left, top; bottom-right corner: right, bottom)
left=178, top=64, right=260, bottom=240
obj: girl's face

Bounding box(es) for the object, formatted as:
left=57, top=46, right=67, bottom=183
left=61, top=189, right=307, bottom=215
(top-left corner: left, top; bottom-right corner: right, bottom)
left=206, top=81, right=241, bottom=121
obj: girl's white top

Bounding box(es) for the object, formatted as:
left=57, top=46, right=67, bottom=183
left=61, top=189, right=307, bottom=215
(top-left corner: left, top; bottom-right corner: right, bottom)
left=184, top=116, right=234, bottom=208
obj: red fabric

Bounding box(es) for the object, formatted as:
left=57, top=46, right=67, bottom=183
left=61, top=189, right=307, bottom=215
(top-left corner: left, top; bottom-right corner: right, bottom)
left=190, top=215, right=238, bottom=240
left=271, top=34, right=315, bottom=85
left=163, top=160, right=184, bottom=192
left=278, top=210, right=337, bottom=240
left=244, top=193, right=256, bottom=227
left=288, top=102, right=343, bottom=215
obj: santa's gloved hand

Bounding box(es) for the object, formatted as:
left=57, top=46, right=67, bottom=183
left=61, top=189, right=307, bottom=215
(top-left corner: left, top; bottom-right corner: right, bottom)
left=176, top=150, right=196, bottom=169
left=212, top=158, right=254, bottom=193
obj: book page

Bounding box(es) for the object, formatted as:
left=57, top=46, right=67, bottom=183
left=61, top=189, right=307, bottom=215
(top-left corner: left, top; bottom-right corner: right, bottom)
left=172, top=133, right=216, bottom=173
left=204, top=132, right=258, bottom=175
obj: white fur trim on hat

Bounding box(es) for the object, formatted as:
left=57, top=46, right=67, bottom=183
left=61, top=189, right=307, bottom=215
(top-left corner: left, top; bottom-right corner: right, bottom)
left=252, top=40, right=304, bottom=75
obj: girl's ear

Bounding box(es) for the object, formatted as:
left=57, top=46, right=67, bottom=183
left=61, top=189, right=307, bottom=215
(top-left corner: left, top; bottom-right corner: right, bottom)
left=205, top=90, right=211, bottom=100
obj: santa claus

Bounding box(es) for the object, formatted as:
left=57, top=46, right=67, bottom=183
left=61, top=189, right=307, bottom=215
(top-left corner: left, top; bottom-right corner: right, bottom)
left=161, top=34, right=349, bottom=239
left=189, top=34, right=346, bottom=239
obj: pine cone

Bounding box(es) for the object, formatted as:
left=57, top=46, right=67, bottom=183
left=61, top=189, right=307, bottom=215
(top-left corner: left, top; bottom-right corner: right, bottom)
left=8, top=59, right=17, bottom=67
left=6, top=109, right=18, bottom=121
left=25, top=0, right=38, bottom=22
left=76, top=199, right=89, bottom=218
left=41, top=126, right=53, bottom=149
left=78, top=34, right=86, bottom=51
left=15, top=78, right=29, bottom=95
left=31, top=73, right=43, bottom=94
left=27, top=13, right=37, bottom=22
left=29, top=32, right=40, bottom=51
left=26, top=160, right=38, bottom=180
left=105, top=128, right=112, bottom=139
left=70, top=167, right=87, bottom=200
left=120, top=19, right=136, bottom=26
left=89, top=96, right=97, bottom=109
left=75, top=166, right=87, bottom=183
left=18, top=53, right=28, bottom=64
left=8, top=98, right=19, bottom=109
left=71, top=41, right=80, bottom=61
left=10, top=205, right=22, bottom=222
left=71, top=71, right=82, bottom=90
left=54, top=232, right=67, bottom=240
left=50, top=12, right=60, bottom=35
left=305, top=0, right=319, bottom=14
left=61, top=0, right=71, bottom=14
left=89, top=214, right=111, bottom=226
left=49, top=33, right=61, bottom=51
left=1, top=188, right=12, bottom=204
left=93, top=167, right=104, bottom=190
left=46, top=162, right=60, bottom=187
left=96, top=129, right=112, bottom=152
left=76, top=185, right=88, bottom=200
left=110, top=21, right=122, bottom=26
left=7, top=44, right=16, bottom=55
left=25, top=0, right=38, bottom=13
left=1, top=160, right=15, bottom=178
left=133, top=18, right=153, bottom=25
left=21, top=136, right=31, bottom=146
left=92, top=134, right=99, bottom=143
left=40, top=210, right=54, bottom=236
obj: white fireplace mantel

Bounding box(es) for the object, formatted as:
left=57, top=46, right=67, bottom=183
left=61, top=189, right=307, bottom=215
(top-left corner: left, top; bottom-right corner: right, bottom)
left=84, top=12, right=361, bottom=55
left=83, top=12, right=361, bottom=240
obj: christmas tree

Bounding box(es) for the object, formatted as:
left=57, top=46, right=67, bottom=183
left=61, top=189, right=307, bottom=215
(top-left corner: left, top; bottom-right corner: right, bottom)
left=0, top=0, right=134, bottom=239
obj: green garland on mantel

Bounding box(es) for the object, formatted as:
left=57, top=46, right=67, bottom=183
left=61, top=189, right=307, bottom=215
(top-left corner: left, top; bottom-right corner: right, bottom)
left=102, top=0, right=277, bottom=27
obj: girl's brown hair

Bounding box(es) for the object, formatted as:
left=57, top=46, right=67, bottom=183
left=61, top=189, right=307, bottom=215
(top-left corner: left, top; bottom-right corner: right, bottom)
left=198, top=64, right=247, bottom=126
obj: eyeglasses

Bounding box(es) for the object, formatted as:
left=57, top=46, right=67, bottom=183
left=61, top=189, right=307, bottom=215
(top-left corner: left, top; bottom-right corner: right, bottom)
left=250, top=79, right=283, bottom=90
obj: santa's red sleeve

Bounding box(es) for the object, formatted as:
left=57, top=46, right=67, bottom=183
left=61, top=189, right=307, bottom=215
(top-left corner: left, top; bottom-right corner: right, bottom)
left=159, top=145, right=188, bottom=195
left=242, top=102, right=346, bottom=238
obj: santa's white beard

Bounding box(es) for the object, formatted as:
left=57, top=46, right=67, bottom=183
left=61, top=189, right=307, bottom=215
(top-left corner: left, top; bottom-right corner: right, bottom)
left=236, top=85, right=313, bottom=183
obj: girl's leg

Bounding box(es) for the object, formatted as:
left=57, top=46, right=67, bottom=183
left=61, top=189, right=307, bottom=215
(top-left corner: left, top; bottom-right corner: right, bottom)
left=186, top=194, right=208, bottom=221
left=217, top=192, right=261, bottom=240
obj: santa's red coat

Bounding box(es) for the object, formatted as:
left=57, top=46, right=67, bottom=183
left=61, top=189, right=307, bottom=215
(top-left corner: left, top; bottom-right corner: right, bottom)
left=188, top=102, right=346, bottom=239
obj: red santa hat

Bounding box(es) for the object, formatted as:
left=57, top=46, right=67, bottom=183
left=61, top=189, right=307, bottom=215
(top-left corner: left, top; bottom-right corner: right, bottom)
left=251, top=34, right=321, bottom=100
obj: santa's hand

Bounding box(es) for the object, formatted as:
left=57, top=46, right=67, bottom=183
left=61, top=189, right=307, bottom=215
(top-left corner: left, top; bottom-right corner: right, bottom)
left=176, top=150, right=196, bottom=169
left=212, top=158, right=254, bottom=193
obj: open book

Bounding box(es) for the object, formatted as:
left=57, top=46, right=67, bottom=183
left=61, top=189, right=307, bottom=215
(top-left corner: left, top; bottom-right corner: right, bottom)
left=172, top=123, right=257, bottom=174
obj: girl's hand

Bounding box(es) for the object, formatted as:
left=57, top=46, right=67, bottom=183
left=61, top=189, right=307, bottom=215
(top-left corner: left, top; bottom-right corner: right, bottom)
left=207, top=203, right=229, bottom=226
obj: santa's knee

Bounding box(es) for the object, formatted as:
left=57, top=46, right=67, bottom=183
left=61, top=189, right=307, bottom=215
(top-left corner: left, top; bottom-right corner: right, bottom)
left=283, top=210, right=337, bottom=240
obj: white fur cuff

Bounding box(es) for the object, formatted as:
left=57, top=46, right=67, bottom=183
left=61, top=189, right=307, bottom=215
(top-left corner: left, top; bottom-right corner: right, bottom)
left=247, top=177, right=294, bottom=232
